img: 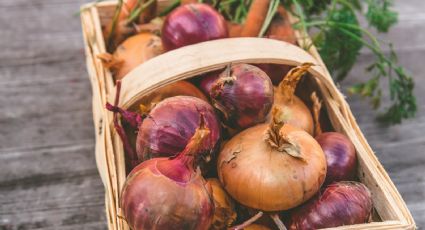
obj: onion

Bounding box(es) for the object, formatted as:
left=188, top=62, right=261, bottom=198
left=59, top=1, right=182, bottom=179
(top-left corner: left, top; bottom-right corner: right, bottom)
left=129, top=81, right=208, bottom=114
left=121, top=118, right=214, bottom=229
left=161, top=3, right=228, bottom=51
left=104, top=0, right=157, bottom=51
left=255, top=64, right=291, bottom=85
left=98, top=32, right=163, bottom=81
left=288, top=181, right=373, bottom=229
left=136, top=96, right=221, bottom=168
left=217, top=108, right=326, bottom=211
left=207, top=178, right=237, bottom=229
left=316, top=132, right=357, bottom=184
left=207, top=64, right=274, bottom=129
left=106, top=81, right=208, bottom=172
left=272, top=63, right=314, bottom=135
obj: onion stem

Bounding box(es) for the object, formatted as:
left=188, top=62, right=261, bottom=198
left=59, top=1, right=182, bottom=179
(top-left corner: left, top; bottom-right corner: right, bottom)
left=228, top=211, right=263, bottom=230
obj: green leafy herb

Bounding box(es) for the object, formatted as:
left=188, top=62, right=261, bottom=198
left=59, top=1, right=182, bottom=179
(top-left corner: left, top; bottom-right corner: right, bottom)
left=366, top=0, right=398, bottom=32
left=290, top=0, right=416, bottom=124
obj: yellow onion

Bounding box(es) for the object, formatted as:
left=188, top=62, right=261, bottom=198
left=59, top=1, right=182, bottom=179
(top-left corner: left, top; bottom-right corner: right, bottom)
left=271, top=63, right=314, bottom=135
left=207, top=178, right=237, bottom=229
left=121, top=117, right=214, bottom=229
left=218, top=108, right=326, bottom=212
left=99, top=32, right=163, bottom=81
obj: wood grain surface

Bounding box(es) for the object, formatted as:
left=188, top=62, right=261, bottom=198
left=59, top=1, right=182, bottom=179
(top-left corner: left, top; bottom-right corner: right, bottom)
left=0, top=0, right=424, bottom=229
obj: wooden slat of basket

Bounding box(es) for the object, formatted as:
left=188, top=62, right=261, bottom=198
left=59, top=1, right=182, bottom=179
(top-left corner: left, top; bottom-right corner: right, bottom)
left=81, top=4, right=123, bottom=230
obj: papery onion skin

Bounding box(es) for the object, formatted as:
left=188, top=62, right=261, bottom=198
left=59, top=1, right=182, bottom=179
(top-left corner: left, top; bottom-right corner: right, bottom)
left=136, top=96, right=221, bottom=164
left=272, top=95, right=314, bottom=135
left=161, top=3, right=228, bottom=51
left=113, top=33, right=163, bottom=80
left=316, top=132, right=357, bottom=185
left=207, top=178, right=237, bottom=229
left=121, top=123, right=214, bottom=230
left=217, top=123, right=326, bottom=211
left=271, top=64, right=314, bottom=135
left=288, top=181, right=373, bottom=230
left=210, top=64, right=274, bottom=129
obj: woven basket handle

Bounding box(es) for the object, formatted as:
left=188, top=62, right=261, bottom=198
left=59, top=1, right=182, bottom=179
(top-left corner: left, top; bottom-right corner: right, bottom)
left=116, top=38, right=341, bottom=110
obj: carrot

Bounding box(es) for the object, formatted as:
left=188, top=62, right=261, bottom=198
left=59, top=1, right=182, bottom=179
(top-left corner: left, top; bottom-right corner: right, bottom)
left=227, top=22, right=243, bottom=37
left=181, top=0, right=198, bottom=4
left=266, top=6, right=297, bottom=44
left=104, top=0, right=157, bottom=52
left=240, top=0, right=271, bottom=37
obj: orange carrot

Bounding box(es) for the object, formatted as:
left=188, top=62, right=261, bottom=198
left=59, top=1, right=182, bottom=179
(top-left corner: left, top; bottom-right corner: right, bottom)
left=266, top=6, right=297, bottom=44
left=240, top=0, right=271, bottom=37
left=227, top=22, right=243, bottom=37
left=181, top=0, right=198, bottom=4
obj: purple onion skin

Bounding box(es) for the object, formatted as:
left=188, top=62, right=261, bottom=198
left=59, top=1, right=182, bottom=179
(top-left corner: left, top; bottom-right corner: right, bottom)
left=136, top=96, right=220, bottom=163
left=162, top=3, right=228, bottom=51
left=122, top=131, right=215, bottom=230
left=210, top=64, right=274, bottom=129
left=255, top=64, right=292, bottom=85
left=316, top=132, right=357, bottom=185
left=199, top=71, right=220, bottom=96
left=288, top=181, right=373, bottom=230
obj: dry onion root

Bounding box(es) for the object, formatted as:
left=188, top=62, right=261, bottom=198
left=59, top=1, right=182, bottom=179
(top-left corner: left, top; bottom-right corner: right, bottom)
left=271, top=63, right=315, bottom=135
left=218, top=107, right=327, bottom=227
left=98, top=32, right=163, bottom=81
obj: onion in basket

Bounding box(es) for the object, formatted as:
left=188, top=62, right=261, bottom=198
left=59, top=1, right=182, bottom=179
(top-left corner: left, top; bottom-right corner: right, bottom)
left=217, top=107, right=327, bottom=212
left=98, top=32, right=163, bottom=81
left=207, top=178, right=237, bottom=229
left=202, top=64, right=274, bottom=129
left=316, top=132, right=357, bottom=184
left=287, top=181, right=373, bottom=229
left=161, top=3, right=228, bottom=51
left=136, top=96, right=221, bottom=168
left=271, top=63, right=314, bottom=135
left=121, top=117, right=214, bottom=230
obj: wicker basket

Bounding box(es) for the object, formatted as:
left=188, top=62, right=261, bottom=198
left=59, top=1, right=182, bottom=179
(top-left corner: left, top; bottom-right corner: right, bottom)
left=80, top=1, right=416, bottom=229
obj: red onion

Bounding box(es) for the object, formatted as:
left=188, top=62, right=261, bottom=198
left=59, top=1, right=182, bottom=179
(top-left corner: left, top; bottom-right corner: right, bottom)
left=316, top=132, right=357, bottom=184
left=162, top=3, right=228, bottom=51
left=255, top=64, right=292, bottom=85
left=136, top=96, right=221, bottom=166
left=288, top=181, right=372, bottom=230
left=121, top=118, right=215, bottom=229
left=208, top=64, right=274, bottom=129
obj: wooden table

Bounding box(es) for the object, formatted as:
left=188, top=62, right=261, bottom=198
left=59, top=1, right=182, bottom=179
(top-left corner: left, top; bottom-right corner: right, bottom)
left=0, top=0, right=423, bottom=229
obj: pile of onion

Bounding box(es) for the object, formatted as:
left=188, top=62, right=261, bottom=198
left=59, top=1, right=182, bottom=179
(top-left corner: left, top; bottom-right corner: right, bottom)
left=121, top=117, right=214, bottom=229
left=98, top=32, right=163, bottom=81
left=136, top=96, right=221, bottom=170
left=288, top=181, right=373, bottom=229
left=162, top=3, right=228, bottom=51
left=217, top=107, right=327, bottom=212
left=271, top=63, right=314, bottom=135
left=200, top=64, right=274, bottom=129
